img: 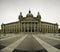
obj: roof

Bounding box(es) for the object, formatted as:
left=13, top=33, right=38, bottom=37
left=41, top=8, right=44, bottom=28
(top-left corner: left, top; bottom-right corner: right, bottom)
left=2, top=21, right=18, bottom=25
left=1, top=18, right=58, bottom=26
left=41, top=21, right=58, bottom=25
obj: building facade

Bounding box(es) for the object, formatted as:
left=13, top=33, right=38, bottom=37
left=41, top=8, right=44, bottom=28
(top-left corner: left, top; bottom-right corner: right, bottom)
left=1, top=10, right=58, bottom=33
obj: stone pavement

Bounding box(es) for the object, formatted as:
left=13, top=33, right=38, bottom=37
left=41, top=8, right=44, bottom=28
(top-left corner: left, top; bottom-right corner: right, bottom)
left=45, top=36, right=60, bottom=41
left=0, top=35, right=20, bottom=41
left=33, top=35, right=60, bottom=52
left=0, top=35, right=27, bottom=52
left=0, top=33, right=60, bottom=52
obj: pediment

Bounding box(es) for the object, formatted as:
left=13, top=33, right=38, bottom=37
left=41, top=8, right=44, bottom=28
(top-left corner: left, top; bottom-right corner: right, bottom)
left=22, top=17, right=38, bottom=21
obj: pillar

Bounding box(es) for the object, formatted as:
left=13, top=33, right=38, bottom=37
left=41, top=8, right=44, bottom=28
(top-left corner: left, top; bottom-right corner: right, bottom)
left=37, top=23, right=38, bottom=32
left=31, top=22, right=32, bottom=33
left=24, top=23, right=25, bottom=32
left=28, top=22, right=29, bottom=32
left=34, top=22, right=35, bottom=32
left=21, top=23, right=22, bottom=33
left=27, top=22, right=28, bottom=32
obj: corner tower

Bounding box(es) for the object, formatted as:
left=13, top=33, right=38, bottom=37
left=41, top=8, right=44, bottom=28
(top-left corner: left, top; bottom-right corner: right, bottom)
left=18, top=12, right=23, bottom=21
left=37, top=12, right=41, bottom=21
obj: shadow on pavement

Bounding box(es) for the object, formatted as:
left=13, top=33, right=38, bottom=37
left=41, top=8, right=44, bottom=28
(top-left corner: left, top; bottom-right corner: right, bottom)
left=0, top=45, right=5, bottom=50
left=54, top=44, right=60, bottom=50
left=13, top=49, right=48, bottom=52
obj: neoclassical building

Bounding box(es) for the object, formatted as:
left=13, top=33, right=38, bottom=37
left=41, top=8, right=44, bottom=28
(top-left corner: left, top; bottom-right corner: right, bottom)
left=1, top=10, right=58, bottom=33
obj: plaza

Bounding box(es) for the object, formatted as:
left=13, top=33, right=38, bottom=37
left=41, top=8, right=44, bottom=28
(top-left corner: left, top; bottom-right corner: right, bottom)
left=0, top=33, right=60, bottom=52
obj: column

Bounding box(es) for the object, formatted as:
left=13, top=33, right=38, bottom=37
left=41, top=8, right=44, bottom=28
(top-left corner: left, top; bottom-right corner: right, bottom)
left=27, top=23, right=28, bottom=32
left=36, top=23, right=37, bottom=32
left=21, top=23, right=22, bottom=33
left=34, top=22, right=35, bottom=32
left=27, top=22, right=28, bottom=32
left=37, top=23, right=38, bottom=32
left=19, top=22, right=20, bottom=33
left=34, top=23, right=35, bottom=32
left=28, top=22, right=29, bottom=32
left=24, top=23, right=25, bottom=32
left=25, top=23, right=26, bottom=32
left=31, top=22, right=32, bottom=33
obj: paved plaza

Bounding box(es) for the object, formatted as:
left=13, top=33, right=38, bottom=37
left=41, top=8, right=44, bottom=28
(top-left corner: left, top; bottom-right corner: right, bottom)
left=0, top=33, right=60, bottom=52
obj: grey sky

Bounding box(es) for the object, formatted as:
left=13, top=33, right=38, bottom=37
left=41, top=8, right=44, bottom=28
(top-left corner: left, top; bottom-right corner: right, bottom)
left=0, top=0, right=60, bottom=29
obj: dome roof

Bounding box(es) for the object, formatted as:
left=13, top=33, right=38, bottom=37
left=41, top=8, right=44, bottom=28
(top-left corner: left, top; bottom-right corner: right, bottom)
left=26, top=10, right=33, bottom=17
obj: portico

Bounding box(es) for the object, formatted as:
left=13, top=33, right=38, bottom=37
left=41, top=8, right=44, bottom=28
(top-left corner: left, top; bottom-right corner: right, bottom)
left=21, top=21, right=39, bottom=33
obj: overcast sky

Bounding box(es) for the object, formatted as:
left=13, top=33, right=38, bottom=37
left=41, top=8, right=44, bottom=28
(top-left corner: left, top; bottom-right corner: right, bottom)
left=0, top=0, right=60, bottom=29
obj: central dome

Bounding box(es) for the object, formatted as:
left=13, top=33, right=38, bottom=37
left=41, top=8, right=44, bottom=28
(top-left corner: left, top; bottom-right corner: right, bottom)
left=26, top=10, right=33, bottom=17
